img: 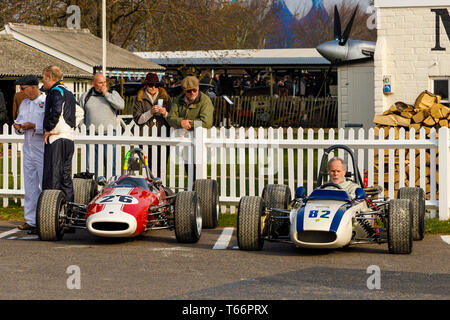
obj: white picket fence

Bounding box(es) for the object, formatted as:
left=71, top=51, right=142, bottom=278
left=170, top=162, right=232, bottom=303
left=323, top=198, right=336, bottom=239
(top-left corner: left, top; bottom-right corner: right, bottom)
left=1, top=124, right=449, bottom=220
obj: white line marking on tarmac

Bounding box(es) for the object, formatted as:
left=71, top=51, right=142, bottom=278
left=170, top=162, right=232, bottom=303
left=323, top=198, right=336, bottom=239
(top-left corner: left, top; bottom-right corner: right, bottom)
left=213, top=227, right=234, bottom=250
left=18, top=235, right=39, bottom=240
left=0, top=228, right=19, bottom=239
left=441, top=235, right=450, bottom=245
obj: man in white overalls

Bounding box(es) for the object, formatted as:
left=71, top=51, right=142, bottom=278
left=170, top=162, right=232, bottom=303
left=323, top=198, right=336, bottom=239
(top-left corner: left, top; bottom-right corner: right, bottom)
left=13, top=75, right=46, bottom=233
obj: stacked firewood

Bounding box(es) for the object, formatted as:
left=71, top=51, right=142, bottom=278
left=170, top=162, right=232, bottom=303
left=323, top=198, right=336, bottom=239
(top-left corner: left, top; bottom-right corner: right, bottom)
left=373, top=90, right=449, bottom=136
left=371, top=91, right=447, bottom=199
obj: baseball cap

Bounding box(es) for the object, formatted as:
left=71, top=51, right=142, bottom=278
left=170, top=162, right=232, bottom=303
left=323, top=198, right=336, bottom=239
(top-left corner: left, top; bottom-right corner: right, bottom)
left=181, top=76, right=199, bottom=91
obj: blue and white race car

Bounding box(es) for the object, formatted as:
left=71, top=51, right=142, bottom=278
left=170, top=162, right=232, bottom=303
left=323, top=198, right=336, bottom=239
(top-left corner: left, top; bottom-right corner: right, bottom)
left=237, top=145, right=425, bottom=254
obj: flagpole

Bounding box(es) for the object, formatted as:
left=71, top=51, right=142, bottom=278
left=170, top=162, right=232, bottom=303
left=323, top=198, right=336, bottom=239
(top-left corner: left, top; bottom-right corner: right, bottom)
left=102, top=0, right=106, bottom=75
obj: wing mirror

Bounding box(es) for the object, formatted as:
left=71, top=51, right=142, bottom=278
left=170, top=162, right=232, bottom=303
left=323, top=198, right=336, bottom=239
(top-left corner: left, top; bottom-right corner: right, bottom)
left=153, top=177, right=162, bottom=187
left=97, top=176, right=107, bottom=186
left=355, top=188, right=366, bottom=200
left=295, top=186, right=306, bottom=199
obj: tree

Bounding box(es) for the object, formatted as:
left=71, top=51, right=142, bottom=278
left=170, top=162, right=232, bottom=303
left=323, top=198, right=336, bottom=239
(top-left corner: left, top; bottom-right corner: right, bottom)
left=291, top=2, right=376, bottom=48
left=0, top=1, right=375, bottom=51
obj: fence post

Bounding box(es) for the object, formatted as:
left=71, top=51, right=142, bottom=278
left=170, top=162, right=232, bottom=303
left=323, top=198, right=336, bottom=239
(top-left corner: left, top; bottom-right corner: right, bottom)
left=194, top=126, right=206, bottom=180
left=439, top=127, right=450, bottom=220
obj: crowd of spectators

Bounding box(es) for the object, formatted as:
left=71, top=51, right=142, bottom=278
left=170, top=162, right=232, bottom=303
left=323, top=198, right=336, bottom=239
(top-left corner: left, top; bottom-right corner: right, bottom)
left=154, top=72, right=328, bottom=98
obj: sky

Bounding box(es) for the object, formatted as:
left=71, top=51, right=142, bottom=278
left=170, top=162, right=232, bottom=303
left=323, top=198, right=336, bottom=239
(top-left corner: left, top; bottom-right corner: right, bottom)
left=284, top=0, right=371, bottom=18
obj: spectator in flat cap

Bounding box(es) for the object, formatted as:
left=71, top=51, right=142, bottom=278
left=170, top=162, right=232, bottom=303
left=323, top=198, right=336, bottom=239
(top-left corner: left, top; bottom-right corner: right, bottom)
left=167, top=75, right=214, bottom=178
left=13, top=75, right=46, bottom=233
left=167, top=75, right=213, bottom=130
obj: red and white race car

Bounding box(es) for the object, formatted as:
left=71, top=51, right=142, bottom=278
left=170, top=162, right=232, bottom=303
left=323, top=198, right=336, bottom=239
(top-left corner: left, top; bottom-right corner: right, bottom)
left=36, top=148, right=219, bottom=243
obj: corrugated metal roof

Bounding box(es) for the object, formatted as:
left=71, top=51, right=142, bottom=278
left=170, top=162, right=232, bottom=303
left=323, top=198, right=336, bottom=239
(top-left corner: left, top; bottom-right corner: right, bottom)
left=135, top=49, right=330, bottom=66
left=0, top=34, right=92, bottom=78
left=3, top=23, right=165, bottom=73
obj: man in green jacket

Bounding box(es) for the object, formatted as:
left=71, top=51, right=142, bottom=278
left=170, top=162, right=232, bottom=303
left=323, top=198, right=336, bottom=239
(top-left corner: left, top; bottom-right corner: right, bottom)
left=167, top=76, right=213, bottom=130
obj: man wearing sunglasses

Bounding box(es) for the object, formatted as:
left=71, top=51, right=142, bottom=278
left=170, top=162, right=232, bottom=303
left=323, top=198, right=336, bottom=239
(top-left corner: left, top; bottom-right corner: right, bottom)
left=167, top=75, right=213, bottom=131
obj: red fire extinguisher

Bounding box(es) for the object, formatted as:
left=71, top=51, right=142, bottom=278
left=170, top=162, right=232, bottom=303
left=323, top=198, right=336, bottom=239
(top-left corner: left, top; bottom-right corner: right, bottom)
left=363, top=169, right=368, bottom=188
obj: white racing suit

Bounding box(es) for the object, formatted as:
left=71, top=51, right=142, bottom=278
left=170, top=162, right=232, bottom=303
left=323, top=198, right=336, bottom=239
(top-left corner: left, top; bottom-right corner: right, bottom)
left=15, top=94, right=46, bottom=227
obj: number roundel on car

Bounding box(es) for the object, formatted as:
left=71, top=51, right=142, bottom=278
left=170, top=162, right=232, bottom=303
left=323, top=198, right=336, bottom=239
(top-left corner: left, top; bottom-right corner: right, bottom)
left=95, top=195, right=138, bottom=205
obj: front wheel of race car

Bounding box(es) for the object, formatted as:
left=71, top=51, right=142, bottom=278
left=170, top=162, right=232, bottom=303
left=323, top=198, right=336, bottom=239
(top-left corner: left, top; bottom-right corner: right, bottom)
left=73, top=177, right=97, bottom=205
left=398, top=187, right=425, bottom=241
left=174, top=191, right=202, bottom=243
left=262, top=184, right=291, bottom=209
left=193, top=179, right=219, bottom=229
left=237, top=196, right=265, bottom=251
left=387, top=199, right=413, bottom=254
left=36, top=190, right=66, bottom=241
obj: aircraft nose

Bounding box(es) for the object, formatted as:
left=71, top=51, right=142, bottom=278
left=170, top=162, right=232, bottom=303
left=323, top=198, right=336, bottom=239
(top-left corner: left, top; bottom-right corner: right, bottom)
left=316, top=41, right=336, bottom=62
left=316, top=40, right=346, bottom=63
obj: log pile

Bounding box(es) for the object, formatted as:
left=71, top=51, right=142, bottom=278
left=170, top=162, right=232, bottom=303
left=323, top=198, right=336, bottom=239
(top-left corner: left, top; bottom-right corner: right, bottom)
left=373, top=91, right=450, bottom=136
left=372, top=91, right=447, bottom=199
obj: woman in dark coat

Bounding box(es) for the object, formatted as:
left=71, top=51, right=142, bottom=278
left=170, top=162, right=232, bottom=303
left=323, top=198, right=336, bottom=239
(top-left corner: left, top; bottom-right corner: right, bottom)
left=133, top=73, right=171, bottom=178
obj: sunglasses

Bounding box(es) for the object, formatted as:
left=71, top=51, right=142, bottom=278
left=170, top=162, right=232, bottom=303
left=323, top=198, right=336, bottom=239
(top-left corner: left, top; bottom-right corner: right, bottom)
left=185, top=88, right=198, bottom=94
left=20, top=86, right=30, bottom=91
left=147, top=83, right=161, bottom=88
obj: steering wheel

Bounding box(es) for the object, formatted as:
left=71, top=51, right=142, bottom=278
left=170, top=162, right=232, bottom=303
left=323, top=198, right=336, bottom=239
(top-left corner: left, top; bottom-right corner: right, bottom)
left=318, top=182, right=343, bottom=190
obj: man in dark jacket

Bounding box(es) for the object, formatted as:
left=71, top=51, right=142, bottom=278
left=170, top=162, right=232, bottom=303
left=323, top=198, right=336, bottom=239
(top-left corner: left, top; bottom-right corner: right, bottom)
left=0, top=89, right=8, bottom=133
left=41, top=65, right=83, bottom=202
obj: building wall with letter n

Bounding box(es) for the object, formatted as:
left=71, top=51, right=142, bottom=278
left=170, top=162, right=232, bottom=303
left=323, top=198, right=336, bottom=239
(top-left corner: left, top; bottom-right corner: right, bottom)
left=374, top=0, right=450, bottom=113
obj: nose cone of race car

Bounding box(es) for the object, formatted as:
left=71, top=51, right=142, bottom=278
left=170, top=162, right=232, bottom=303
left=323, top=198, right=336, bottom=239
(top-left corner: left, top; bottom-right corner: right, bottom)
left=290, top=200, right=353, bottom=249
left=86, top=210, right=138, bottom=237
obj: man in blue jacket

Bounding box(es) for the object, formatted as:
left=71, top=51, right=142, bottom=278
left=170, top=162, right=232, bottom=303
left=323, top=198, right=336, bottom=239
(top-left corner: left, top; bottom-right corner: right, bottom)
left=41, top=65, right=83, bottom=202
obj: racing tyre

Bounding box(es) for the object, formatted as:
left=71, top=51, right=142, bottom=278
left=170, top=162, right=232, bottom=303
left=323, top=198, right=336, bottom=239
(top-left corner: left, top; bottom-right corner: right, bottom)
left=398, top=187, right=425, bottom=240
left=73, top=178, right=97, bottom=205
left=262, top=184, right=291, bottom=209
left=36, top=190, right=66, bottom=241
left=193, top=179, right=219, bottom=229
left=237, top=196, right=264, bottom=251
left=174, top=191, right=202, bottom=243
left=387, top=199, right=413, bottom=254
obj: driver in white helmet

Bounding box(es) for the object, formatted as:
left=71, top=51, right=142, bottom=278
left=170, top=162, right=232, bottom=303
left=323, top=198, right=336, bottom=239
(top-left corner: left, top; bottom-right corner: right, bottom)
left=327, top=157, right=360, bottom=197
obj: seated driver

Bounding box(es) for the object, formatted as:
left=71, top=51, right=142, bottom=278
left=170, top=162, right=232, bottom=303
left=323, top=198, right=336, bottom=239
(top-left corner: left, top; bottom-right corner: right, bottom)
left=327, top=157, right=360, bottom=197
left=127, top=156, right=141, bottom=175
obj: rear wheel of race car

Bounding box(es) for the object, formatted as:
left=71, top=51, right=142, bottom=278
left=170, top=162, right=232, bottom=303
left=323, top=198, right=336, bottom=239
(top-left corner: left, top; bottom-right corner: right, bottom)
left=387, top=199, right=413, bottom=254
left=73, top=178, right=97, bottom=205
left=174, top=191, right=202, bottom=243
left=193, top=179, right=219, bottom=229
left=262, top=184, right=291, bottom=209
left=398, top=187, right=425, bottom=241
left=237, top=196, right=265, bottom=251
left=36, top=190, right=66, bottom=241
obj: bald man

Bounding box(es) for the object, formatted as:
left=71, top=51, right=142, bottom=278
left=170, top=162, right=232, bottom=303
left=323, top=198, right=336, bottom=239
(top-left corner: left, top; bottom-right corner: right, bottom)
left=79, top=73, right=124, bottom=175
left=327, top=157, right=360, bottom=197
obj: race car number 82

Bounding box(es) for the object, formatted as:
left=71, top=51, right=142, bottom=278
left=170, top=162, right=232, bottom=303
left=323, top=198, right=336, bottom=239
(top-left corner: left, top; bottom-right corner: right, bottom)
left=308, top=210, right=331, bottom=219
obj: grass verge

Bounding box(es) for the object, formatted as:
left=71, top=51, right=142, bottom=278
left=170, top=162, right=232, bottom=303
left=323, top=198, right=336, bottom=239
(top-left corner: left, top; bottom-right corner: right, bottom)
left=1, top=207, right=448, bottom=234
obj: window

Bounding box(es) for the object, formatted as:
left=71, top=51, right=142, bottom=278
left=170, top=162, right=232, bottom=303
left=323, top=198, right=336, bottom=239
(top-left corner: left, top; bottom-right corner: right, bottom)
left=432, top=78, right=449, bottom=106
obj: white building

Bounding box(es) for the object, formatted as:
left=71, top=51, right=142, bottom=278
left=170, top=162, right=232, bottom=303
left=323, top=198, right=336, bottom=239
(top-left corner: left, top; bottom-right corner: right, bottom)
left=374, top=0, right=450, bottom=113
